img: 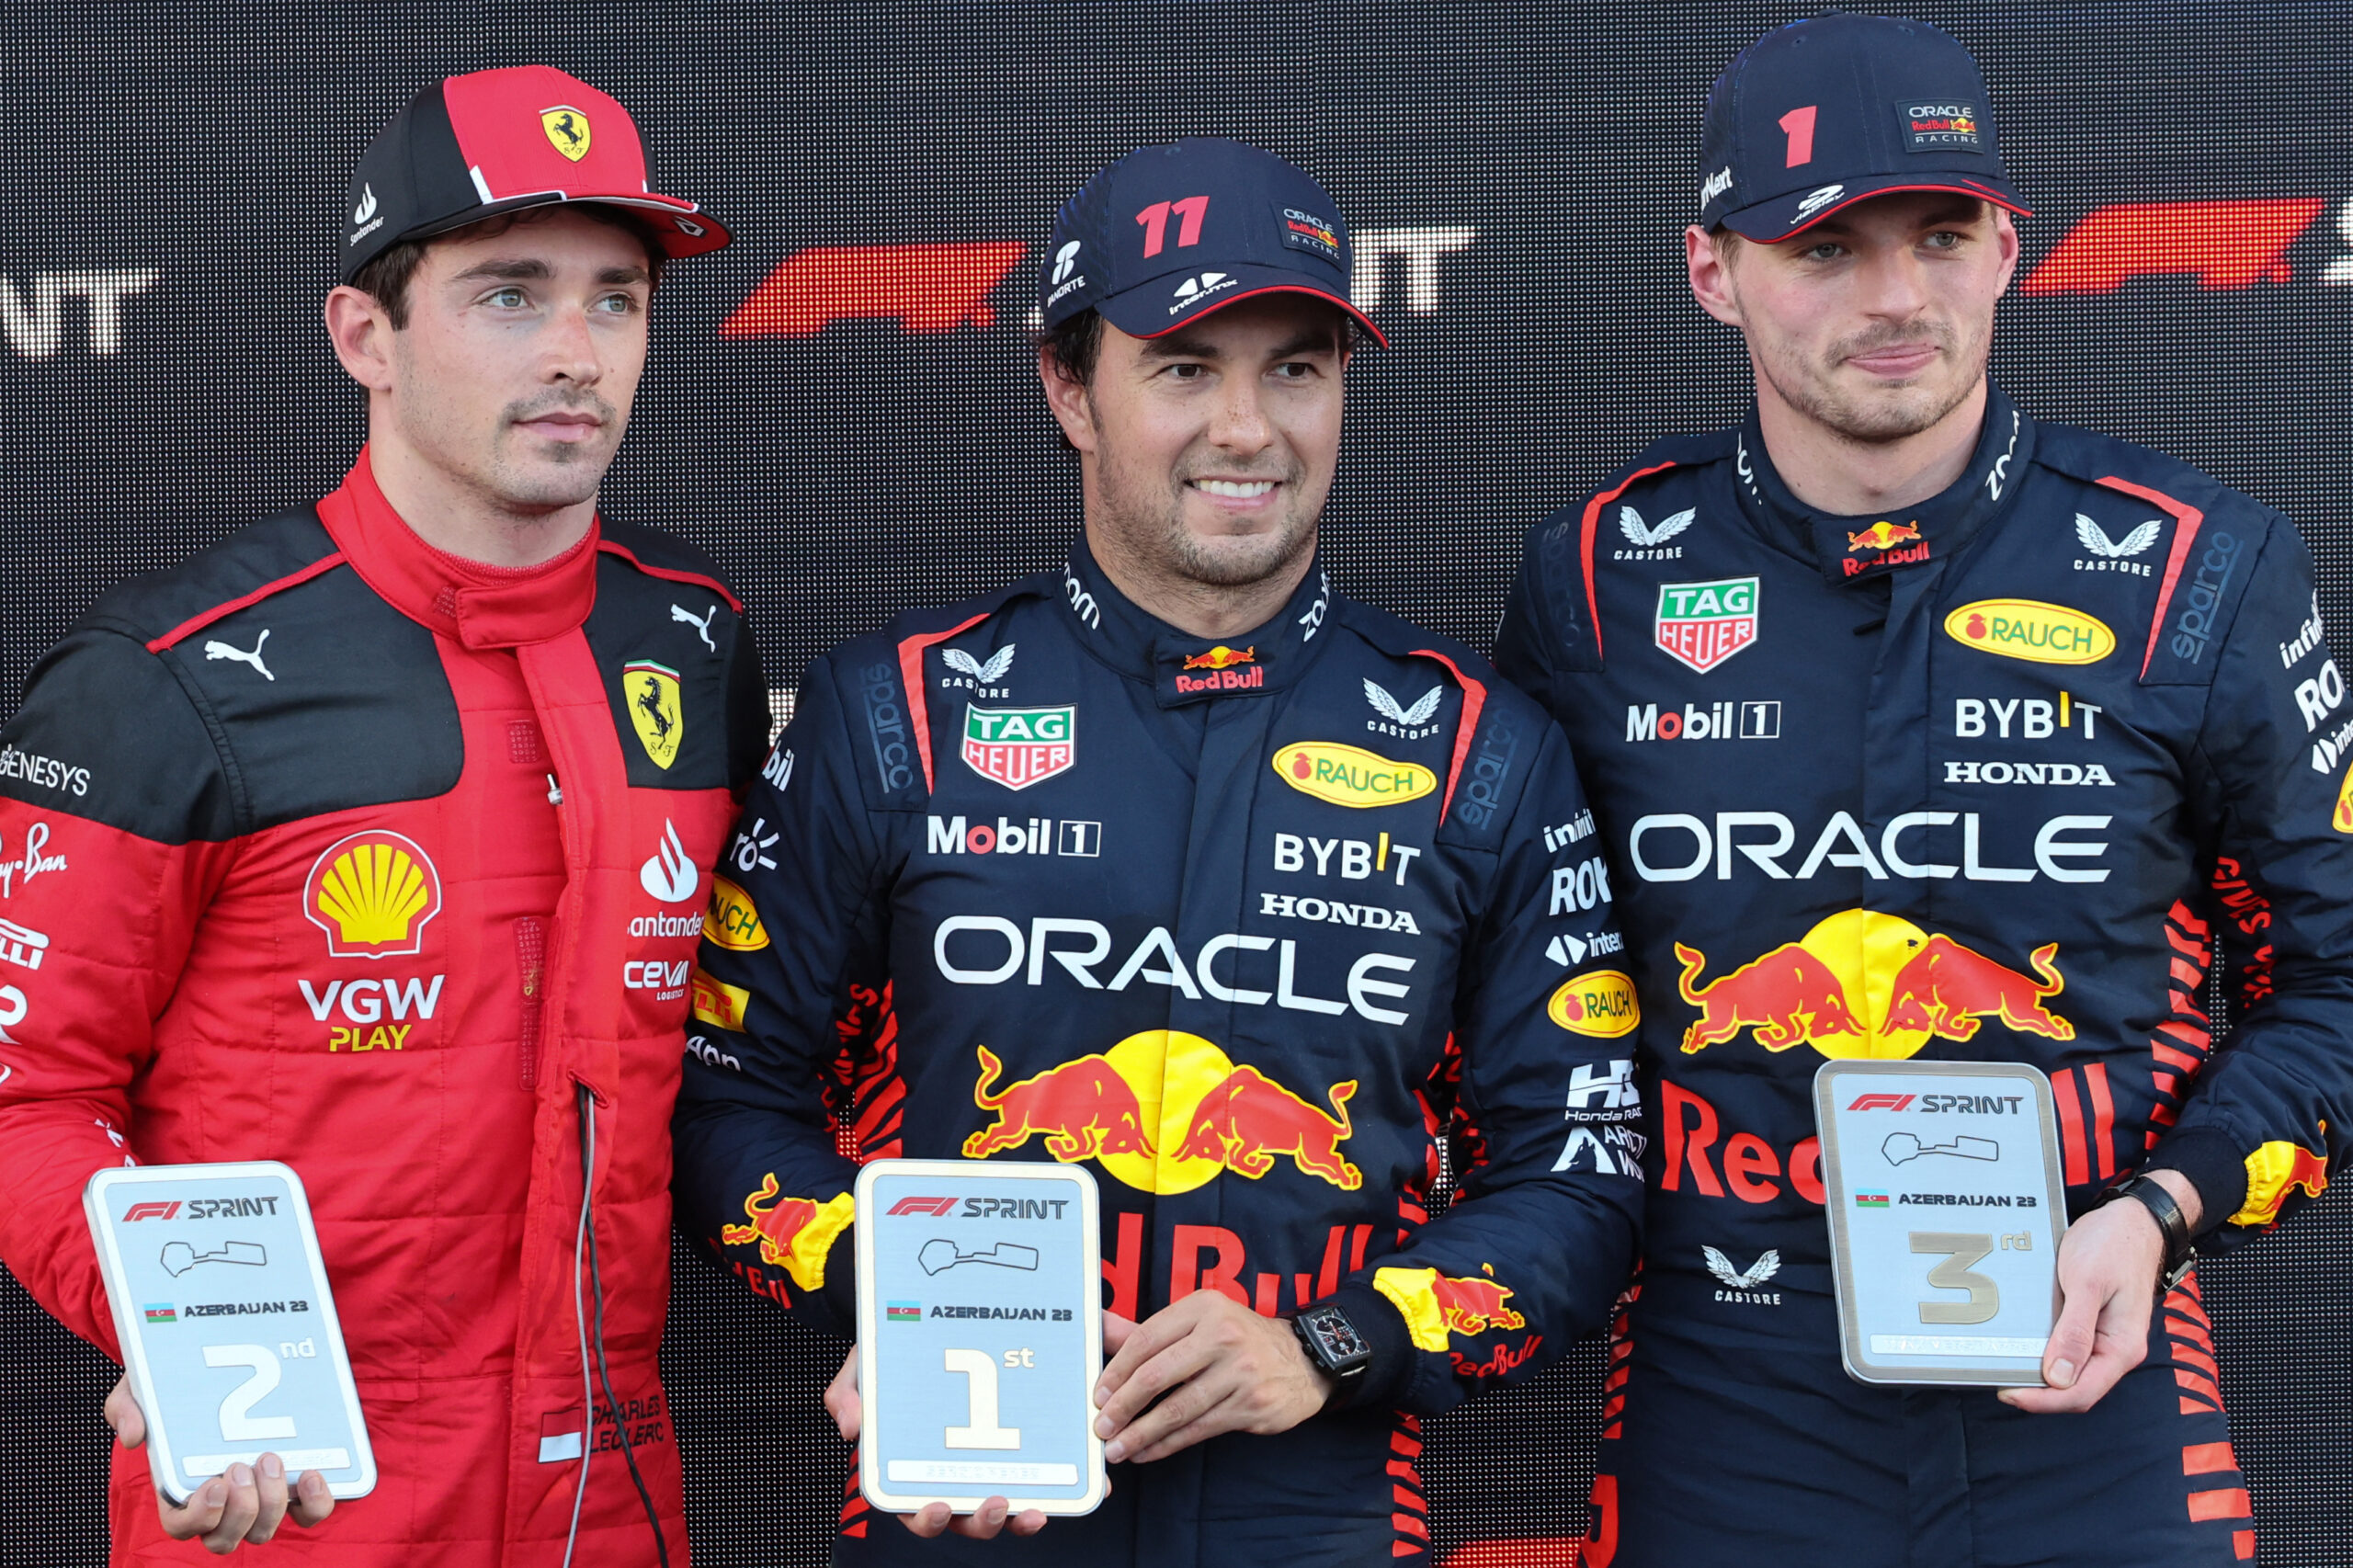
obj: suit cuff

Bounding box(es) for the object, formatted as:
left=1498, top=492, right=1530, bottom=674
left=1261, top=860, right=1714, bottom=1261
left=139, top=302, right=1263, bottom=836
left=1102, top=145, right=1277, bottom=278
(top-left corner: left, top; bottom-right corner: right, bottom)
left=1320, top=1282, right=1417, bottom=1412
left=2142, top=1128, right=2248, bottom=1238
left=819, top=1226, right=858, bottom=1324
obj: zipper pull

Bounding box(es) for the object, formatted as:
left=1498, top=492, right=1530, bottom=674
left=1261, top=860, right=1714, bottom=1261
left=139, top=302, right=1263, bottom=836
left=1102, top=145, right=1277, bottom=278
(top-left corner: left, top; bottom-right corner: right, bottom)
left=546, top=772, right=563, bottom=806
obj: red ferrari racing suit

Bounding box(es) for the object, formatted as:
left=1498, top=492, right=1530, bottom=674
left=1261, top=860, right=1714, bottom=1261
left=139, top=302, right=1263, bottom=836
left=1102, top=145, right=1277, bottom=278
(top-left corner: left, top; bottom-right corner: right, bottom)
left=0, top=449, right=766, bottom=1566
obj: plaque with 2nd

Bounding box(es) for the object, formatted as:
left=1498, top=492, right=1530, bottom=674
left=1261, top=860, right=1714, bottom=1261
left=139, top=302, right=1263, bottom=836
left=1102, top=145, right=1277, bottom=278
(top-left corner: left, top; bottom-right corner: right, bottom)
left=1814, top=1061, right=2070, bottom=1387
left=855, top=1159, right=1107, bottom=1517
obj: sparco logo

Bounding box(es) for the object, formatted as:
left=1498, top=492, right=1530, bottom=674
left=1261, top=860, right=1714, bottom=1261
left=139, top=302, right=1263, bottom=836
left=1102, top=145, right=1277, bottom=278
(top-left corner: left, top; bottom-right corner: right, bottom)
left=859, top=662, right=914, bottom=791
left=2170, top=531, right=2243, bottom=665
left=1453, top=714, right=1522, bottom=830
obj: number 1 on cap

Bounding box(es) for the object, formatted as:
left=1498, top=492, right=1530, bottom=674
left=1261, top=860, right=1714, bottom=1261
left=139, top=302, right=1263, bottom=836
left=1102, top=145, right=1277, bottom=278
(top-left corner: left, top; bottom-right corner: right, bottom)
left=1779, top=105, right=1818, bottom=168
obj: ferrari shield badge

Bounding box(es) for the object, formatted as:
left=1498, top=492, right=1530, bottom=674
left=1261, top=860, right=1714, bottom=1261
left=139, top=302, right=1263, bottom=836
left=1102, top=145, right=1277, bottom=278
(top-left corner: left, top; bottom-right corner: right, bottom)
left=624, top=660, right=684, bottom=769
left=540, top=106, right=593, bottom=162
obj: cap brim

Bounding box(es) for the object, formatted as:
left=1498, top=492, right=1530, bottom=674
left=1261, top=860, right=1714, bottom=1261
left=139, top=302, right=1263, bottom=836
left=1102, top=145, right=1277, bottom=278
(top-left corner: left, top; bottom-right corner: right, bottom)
left=1097, top=266, right=1386, bottom=347
left=1721, top=173, right=2029, bottom=242
left=409, top=190, right=731, bottom=260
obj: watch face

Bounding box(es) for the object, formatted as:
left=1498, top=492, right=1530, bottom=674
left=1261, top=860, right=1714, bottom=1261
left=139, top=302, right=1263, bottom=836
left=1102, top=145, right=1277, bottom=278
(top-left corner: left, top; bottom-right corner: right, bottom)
left=1307, top=1308, right=1368, bottom=1360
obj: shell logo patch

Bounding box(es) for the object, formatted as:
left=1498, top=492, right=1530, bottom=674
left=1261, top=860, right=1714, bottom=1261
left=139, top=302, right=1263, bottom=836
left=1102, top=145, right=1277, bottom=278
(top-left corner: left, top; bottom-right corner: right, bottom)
left=1943, top=600, right=2115, bottom=665
left=625, top=661, right=685, bottom=769
left=540, top=106, right=592, bottom=162
left=304, top=830, right=443, bottom=959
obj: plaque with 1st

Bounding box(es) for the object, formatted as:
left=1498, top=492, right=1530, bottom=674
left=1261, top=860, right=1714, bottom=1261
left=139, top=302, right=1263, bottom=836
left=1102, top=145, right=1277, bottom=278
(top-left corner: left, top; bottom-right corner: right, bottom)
left=856, top=1159, right=1107, bottom=1516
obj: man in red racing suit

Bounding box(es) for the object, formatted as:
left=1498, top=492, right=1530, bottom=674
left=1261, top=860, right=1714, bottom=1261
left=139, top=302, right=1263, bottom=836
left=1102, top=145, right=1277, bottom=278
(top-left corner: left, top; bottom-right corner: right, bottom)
left=0, top=67, right=764, bottom=1565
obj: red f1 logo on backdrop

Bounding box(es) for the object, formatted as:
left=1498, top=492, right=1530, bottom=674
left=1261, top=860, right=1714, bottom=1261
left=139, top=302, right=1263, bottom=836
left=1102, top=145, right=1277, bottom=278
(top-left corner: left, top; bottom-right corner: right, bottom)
left=721, top=229, right=1478, bottom=339
left=122, top=1201, right=181, bottom=1221
left=2021, top=197, right=2347, bottom=293
left=1846, top=1094, right=1916, bottom=1112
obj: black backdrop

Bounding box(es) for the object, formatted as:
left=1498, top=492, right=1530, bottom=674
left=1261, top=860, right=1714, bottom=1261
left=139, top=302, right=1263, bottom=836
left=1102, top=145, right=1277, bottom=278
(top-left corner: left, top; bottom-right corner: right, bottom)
left=3, top=2, right=2350, bottom=1563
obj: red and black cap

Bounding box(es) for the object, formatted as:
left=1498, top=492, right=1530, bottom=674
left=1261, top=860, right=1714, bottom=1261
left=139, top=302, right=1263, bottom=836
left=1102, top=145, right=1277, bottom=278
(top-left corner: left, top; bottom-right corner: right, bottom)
left=1041, top=139, right=1384, bottom=347
left=341, top=65, right=729, bottom=283
left=1697, top=15, right=2029, bottom=242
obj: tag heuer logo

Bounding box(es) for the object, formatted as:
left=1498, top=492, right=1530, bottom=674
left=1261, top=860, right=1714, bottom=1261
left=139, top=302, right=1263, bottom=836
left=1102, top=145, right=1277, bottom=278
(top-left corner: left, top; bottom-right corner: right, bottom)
left=1654, top=578, right=1759, bottom=674
left=961, top=705, right=1074, bottom=790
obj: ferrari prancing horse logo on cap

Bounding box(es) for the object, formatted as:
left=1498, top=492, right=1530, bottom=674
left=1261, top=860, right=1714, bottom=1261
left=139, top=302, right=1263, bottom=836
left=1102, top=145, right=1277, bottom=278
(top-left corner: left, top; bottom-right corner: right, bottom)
left=540, top=106, right=593, bottom=162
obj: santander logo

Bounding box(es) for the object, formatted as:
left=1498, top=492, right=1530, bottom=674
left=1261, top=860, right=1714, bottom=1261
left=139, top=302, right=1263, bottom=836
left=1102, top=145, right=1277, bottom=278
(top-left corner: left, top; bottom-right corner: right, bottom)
left=640, top=821, right=699, bottom=903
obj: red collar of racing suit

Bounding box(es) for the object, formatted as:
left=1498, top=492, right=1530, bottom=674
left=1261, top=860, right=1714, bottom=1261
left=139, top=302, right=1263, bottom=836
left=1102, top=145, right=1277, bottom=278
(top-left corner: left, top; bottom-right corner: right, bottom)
left=315, top=445, right=600, bottom=649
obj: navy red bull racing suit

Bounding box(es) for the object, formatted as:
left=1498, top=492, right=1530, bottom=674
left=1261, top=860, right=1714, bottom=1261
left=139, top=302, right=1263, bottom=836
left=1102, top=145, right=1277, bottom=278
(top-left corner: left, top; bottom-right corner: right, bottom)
left=671, top=538, right=1645, bottom=1566
left=1495, top=385, right=2353, bottom=1567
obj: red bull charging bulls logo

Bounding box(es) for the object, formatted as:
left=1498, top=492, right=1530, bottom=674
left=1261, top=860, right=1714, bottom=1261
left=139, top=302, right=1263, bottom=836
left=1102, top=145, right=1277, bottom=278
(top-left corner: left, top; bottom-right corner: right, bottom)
left=1373, top=1262, right=1526, bottom=1351
left=1675, top=910, right=2072, bottom=1059
left=962, top=1032, right=1360, bottom=1193
left=720, top=1176, right=854, bottom=1290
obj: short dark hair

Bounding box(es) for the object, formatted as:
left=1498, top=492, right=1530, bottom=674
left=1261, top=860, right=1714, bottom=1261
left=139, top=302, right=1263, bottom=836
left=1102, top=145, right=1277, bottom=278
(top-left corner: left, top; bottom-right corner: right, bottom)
left=1035, top=308, right=1107, bottom=390
left=348, top=204, right=668, bottom=329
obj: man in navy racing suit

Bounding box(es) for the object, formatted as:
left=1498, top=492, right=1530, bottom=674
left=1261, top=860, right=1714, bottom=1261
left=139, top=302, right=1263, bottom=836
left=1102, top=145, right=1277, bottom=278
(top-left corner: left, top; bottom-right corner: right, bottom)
left=674, top=139, right=1645, bottom=1565
left=1497, top=17, right=2353, bottom=1567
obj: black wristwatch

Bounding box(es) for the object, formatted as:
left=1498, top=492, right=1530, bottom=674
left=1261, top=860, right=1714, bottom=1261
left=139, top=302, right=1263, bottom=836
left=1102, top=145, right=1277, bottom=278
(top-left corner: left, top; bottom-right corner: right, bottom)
left=1290, top=1303, right=1371, bottom=1385
left=2095, top=1173, right=2198, bottom=1291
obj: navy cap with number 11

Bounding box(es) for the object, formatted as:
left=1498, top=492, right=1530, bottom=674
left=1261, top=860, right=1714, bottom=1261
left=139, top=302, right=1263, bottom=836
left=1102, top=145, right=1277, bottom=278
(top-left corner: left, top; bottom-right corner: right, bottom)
left=1041, top=139, right=1385, bottom=346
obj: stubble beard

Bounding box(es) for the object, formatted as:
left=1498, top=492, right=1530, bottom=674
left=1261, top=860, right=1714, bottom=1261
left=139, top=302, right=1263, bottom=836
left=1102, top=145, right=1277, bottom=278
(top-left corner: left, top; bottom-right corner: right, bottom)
left=484, top=391, right=625, bottom=510
left=1755, top=315, right=1989, bottom=447
left=1094, top=440, right=1320, bottom=592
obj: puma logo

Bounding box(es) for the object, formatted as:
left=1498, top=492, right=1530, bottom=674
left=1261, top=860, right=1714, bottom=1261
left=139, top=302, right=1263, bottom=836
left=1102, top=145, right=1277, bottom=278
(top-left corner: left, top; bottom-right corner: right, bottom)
left=672, top=603, right=718, bottom=653
left=202, top=630, right=275, bottom=681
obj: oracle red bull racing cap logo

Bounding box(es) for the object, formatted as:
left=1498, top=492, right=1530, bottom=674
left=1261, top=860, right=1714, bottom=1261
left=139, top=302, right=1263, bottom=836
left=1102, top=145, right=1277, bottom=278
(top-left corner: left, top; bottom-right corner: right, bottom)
left=961, top=704, right=1074, bottom=790
left=1675, top=910, right=2073, bottom=1061
left=1654, top=577, right=1758, bottom=674
left=961, top=1032, right=1360, bottom=1194
left=303, top=830, right=443, bottom=959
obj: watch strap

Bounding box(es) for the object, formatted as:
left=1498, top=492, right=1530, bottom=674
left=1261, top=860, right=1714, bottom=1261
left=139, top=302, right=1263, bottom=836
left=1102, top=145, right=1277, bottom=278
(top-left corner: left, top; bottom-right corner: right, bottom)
left=2104, top=1173, right=2196, bottom=1291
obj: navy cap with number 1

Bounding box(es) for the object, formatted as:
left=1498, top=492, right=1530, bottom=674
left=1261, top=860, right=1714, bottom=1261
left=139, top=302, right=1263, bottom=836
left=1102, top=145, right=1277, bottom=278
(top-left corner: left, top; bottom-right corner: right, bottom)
left=1697, top=15, right=2030, bottom=242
